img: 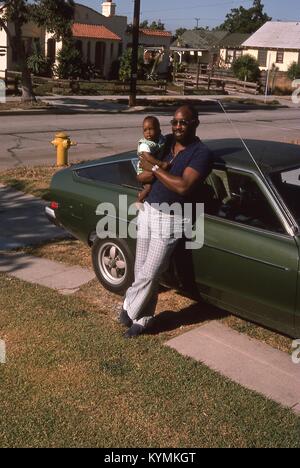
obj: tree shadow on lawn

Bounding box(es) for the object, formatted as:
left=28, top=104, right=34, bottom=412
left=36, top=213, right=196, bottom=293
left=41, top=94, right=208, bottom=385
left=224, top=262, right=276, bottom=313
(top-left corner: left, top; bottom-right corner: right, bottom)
left=148, top=297, right=228, bottom=335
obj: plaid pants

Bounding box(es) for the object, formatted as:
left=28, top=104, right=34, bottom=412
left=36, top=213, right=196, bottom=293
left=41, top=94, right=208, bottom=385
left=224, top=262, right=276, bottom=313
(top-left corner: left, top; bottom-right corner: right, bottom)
left=124, top=202, right=184, bottom=327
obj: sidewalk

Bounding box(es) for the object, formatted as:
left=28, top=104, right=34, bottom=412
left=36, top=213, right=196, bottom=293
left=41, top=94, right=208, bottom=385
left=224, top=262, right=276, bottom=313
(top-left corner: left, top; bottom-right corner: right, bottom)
left=0, top=183, right=95, bottom=293
left=0, top=93, right=296, bottom=116
left=166, top=321, right=300, bottom=415
left=0, top=251, right=95, bottom=294
left=0, top=183, right=65, bottom=249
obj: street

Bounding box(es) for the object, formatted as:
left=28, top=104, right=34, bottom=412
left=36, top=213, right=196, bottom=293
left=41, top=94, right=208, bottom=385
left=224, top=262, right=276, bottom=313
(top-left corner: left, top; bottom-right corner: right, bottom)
left=1, top=102, right=300, bottom=168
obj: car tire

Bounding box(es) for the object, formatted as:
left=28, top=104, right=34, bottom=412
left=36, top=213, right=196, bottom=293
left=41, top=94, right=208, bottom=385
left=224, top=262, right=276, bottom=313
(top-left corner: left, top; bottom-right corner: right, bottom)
left=92, top=238, right=135, bottom=296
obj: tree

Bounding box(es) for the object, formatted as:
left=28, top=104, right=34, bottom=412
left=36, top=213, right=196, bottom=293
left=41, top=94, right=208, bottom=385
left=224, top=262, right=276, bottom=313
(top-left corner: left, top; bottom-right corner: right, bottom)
left=174, top=28, right=187, bottom=40
left=149, top=20, right=165, bottom=31
left=119, top=48, right=146, bottom=82
left=219, top=0, right=271, bottom=34
left=26, top=38, right=52, bottom=76
left=54, top=40, right=83, bottom=80
left=287, top=62, right=300, bottom=81
left=0, top=0, right=75, bottom=102
left=127, top=19, right=165, bottom=32
left=232, top=54, right=260, bottom=82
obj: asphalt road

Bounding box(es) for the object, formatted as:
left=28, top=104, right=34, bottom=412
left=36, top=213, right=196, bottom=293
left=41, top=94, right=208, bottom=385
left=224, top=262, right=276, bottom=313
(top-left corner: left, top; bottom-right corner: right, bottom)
left=1, top=104, right=300, bottom=169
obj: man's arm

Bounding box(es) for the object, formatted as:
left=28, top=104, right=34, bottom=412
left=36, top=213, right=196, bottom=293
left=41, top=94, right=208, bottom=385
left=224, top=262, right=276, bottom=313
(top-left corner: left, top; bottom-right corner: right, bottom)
left=140, top=151, right=210, bottom=195
left=153, top=166, right=203, bottom=196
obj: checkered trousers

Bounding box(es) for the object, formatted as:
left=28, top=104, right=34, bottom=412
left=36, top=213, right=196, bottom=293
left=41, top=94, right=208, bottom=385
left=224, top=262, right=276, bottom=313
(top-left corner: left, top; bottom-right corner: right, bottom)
left=124, top=202, right=184, bottom=327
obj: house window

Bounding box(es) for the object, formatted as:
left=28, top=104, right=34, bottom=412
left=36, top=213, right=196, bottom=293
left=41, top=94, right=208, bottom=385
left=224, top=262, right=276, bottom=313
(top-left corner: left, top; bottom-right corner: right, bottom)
left=111, top=43, right=114, bottom=58
left=258, top=49, right=268, bottom=67
left=95, top=41, right=106, bottom=70
left=75, top=40, right=83, bottom=54
left=47, top=39, right=56, bottom=63
left=226, top=49, right=235, bottom=63
left=276, top=51, right=284, bottom=64
left=87, top=41, right=91, bottom=63
left=235, top=50, right=242, bottom=59
left=118, top=43, right=123, bottom=57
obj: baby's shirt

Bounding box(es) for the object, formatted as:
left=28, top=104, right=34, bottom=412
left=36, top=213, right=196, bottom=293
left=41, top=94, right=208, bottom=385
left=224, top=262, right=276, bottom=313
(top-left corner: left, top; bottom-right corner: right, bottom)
left=136, top=135, right=166, bottom=175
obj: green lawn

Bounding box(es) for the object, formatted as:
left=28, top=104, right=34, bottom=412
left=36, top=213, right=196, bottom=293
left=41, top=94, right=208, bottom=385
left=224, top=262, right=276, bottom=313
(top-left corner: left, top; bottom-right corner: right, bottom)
left=0, top=274, right=299, bottom=448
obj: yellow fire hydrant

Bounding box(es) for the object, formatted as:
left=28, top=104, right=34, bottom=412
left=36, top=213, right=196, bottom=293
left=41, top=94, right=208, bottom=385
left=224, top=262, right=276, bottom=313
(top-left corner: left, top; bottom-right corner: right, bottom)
left=51, top=132, right=77, bottom=167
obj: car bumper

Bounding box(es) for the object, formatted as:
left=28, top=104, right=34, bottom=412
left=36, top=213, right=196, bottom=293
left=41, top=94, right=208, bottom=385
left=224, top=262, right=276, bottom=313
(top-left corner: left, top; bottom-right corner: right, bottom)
left=45, top=206, right=59, bottom=226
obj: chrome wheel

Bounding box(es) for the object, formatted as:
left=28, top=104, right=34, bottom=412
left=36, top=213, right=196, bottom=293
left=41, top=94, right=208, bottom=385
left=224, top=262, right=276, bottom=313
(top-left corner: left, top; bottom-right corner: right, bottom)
left=98, top=242, right=127, bottom=286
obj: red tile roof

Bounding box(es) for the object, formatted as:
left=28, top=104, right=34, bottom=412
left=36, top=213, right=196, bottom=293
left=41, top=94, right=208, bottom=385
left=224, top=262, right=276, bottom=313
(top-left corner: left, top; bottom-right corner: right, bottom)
left=140, top=29, right=172, bottom=38
left=72, top=23, right=121, bottom=41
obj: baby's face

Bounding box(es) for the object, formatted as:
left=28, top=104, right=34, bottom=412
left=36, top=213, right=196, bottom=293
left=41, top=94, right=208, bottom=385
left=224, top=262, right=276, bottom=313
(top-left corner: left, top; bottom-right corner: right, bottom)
left=143, top=120, right=160, bottom=142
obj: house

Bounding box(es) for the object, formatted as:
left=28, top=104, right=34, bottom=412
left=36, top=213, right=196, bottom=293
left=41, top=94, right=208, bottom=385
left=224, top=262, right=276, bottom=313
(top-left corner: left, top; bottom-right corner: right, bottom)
left=170, top=29, right=229, bottom=72
left=46, top=1, right=127, bottom=78
left=0, top=11, right=45, bottom=78
left=242, top=21, right=300, bottom=71
left=0, top=1, right=127, bottom=79
left=219, top=33, right=251, bottom=68
left=125, top=28, right=173, bottom=75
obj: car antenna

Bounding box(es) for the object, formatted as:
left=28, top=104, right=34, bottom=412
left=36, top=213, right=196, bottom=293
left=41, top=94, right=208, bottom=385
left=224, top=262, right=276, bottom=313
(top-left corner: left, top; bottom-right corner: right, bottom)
left=211, top=97, right=297, bottom=234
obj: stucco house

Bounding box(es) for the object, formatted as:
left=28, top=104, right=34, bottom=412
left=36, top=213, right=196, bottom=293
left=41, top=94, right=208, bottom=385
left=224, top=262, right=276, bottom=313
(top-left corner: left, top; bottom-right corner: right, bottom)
left=0, top=1, right=127, bottom=79
left=242, top=21, right=300, bottom=72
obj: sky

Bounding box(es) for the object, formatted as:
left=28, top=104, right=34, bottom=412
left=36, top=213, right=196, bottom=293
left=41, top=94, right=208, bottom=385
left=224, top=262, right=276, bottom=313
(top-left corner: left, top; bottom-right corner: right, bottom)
left=78, top=0, right=300, bottom=32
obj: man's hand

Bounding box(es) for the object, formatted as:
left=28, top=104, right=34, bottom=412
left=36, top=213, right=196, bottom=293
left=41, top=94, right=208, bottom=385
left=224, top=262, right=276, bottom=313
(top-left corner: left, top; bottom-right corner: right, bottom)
left=140, top=152, right=170, bottom=172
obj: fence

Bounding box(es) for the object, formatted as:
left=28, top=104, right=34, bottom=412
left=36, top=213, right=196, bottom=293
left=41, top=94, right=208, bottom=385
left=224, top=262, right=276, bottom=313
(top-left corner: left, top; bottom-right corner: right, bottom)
left=2, top=71, right=168, bottom=95
left=174, top=69, right=260, bottom=95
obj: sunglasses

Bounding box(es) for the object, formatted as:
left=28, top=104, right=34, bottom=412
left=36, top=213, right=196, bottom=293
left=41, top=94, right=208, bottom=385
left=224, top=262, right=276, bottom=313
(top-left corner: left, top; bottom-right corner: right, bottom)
left=170, top=119, right=196, bottom=127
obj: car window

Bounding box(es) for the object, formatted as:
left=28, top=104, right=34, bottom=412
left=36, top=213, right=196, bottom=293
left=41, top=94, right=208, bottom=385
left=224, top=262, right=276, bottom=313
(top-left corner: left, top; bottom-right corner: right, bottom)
left=75, top=161, right=140, bottom=189
left=270, top=166, right=300, bottom=225
left=206, top=170, right=284, bottom=233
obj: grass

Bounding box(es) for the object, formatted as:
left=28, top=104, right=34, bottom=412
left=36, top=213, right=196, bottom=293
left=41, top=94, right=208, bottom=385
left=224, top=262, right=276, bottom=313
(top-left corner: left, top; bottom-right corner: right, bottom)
left=19, top=238, right=294, bottom=355
left=0, top=165, right=58, bottom=200
left=0, top=164, right=294, bottom=355
left=0, top=273, right=299, bottom=448
left=0, top=100, right=50, bottom=111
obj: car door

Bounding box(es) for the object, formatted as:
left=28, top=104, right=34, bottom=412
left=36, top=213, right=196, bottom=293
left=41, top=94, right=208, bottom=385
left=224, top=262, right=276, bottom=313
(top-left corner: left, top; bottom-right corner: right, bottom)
left=191, top=168, right=298, bottom=336
left=74, top=159, right=140, bottom=244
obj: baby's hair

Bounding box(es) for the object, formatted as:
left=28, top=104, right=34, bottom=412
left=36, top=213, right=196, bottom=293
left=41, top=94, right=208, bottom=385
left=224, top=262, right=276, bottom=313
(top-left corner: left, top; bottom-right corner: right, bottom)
left=143, top=116, right=160, bottom=128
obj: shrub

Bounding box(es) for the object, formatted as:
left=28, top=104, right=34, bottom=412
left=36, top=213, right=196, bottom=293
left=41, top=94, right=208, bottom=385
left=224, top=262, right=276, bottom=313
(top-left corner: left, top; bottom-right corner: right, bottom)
left=54, top=40, right=85, bottom=79
left=119, top=48, right=146, bottom=81
left=287, top=62, right=300, bottom=81
left=27, top=53, right=52, bottom=77
left=232, top=54, right=260, bottom=82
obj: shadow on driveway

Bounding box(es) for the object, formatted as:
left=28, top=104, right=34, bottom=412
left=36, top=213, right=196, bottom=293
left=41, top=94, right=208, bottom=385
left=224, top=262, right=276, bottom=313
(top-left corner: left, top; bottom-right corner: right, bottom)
left=0, top=184, right=67, bottom=250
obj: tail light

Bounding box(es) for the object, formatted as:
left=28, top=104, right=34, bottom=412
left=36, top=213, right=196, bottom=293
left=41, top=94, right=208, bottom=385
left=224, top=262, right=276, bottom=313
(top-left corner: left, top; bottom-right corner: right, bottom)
left=50, top=201, right=59, bottom=210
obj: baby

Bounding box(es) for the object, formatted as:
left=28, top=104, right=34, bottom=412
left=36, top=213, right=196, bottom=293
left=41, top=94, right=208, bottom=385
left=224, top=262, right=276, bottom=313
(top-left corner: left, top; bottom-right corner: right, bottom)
left=137, top=116, right=168, bottom=202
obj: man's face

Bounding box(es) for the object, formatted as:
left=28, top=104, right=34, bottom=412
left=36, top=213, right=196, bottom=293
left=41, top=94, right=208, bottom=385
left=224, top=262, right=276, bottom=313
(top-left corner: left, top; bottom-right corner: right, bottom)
left=171, top=110, right=198, bottom=144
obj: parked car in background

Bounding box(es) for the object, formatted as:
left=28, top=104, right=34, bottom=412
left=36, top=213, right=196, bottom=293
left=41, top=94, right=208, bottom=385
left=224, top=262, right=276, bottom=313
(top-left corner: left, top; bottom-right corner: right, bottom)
left=46, top=139, right=300, bottom=337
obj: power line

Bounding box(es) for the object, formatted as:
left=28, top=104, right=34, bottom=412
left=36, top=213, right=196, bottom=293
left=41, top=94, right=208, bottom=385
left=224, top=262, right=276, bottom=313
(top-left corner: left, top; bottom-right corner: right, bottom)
left=121, top=0, right=253, bottom=15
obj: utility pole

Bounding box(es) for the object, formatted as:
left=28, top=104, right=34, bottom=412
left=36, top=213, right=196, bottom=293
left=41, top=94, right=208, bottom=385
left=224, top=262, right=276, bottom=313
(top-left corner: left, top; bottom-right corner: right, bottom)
left=195, top=18, right=200, bottom=29
left=129, top=0, right=141, bottom=107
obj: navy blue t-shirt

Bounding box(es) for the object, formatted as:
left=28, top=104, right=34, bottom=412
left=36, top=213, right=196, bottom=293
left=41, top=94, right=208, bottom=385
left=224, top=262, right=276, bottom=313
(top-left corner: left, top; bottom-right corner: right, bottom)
left=146, top=136, right=213, bottom=207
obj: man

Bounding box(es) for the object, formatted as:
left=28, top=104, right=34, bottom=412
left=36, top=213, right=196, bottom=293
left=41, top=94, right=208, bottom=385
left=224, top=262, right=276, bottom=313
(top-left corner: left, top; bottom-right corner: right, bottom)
left=119, top=105, right=213, bottom=338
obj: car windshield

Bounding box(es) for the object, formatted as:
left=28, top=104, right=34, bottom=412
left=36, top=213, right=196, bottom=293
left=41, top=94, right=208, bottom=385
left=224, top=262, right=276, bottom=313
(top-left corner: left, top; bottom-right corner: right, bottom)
left=270, top=166, right=300, bottom=225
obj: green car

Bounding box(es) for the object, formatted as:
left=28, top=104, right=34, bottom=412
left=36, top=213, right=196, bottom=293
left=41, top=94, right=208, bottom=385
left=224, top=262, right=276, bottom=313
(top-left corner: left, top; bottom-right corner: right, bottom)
left=46, top=139, right=300, bottom=337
